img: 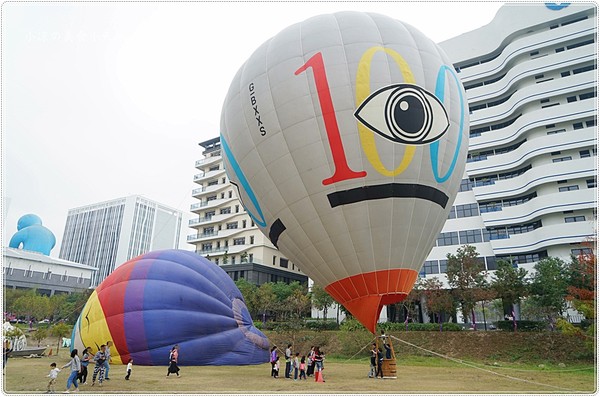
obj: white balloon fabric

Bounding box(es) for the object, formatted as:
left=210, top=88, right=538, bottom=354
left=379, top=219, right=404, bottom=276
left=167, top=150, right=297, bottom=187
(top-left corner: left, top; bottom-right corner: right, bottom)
left=220, top=11, right=469, bottom=333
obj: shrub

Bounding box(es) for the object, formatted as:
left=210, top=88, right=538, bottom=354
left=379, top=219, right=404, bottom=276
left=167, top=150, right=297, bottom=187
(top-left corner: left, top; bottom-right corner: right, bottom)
left=304, top=320, right=339, bottom=331
left=339, top=318, right=365, bottom=332
left=495, top=320, right=546, bottom=331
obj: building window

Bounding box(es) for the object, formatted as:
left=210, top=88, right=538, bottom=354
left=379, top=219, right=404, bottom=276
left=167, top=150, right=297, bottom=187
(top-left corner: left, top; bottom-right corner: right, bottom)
left=235, top=205, right=240, bottom=213
left=485, top=256, right=498, bottom=271
left=233, top=237, right=246, bottom=245
left=202, top=243, right=212, bottom=251
left=249, top=254, right=253, bottom=263
left=580, top=150, right=591, bottom=158
left=552, top=156, right=572, bottom=163
left=436, top=232, right=459, bottom=247
left=456, top=203, right=479, bottom=218
left=209, top=165, right=219, bottom=172
left=479, top=202, right=502, bottom=213
left=459, top=229, right=483, bottom=244
left=226, top=222, right=238, bottom=229
left=250, top=236, right=255, bottom=244
left=207, top=195, right=217, bottom=202
left=507, top=220, right=542, bottom=235
left=559, top=185, right=579, bottom=192
left=459, top=178, right=473, bottom=192
left=586, top=179, right=597, bottom=188
left=280, top=258, right=289, bottom=268
left=439, top=260, right=448, bottom=273
left=571, top=248, right=593, bottom=256
left=423, top=260, right=439, bottom=274
left=220, top=207, right=231, bottom=214
left=484, top=227, right=509, bottom=241
left=203, top=226, right=214, bottom=235
left=497, top=250, right=548, bottom=265
left=447, top=207, right=456, bottom=219
left=273, top=256, right=276, bottom=266
left=242, top=220, right=247, bottom=228
left=565, top=216, right=586, bottom=223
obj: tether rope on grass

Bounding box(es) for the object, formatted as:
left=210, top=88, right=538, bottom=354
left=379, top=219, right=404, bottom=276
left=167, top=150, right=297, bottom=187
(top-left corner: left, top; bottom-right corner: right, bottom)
left=390, top=335, right=578, bottom=392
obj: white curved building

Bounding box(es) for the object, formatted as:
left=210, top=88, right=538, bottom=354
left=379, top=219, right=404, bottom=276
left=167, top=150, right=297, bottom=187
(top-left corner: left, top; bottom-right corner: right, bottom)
left=422, top=3, right=597, bottom=283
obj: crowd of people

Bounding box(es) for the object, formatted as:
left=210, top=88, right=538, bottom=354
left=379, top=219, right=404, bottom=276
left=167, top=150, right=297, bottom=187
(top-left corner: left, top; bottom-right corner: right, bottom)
left=269, top=344, right=325, bottom=382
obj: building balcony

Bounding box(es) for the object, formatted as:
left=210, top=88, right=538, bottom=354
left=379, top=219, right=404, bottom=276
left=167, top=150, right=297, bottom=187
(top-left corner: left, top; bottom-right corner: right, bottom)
left=472, top=157, right=596, bottom=202
left=488, top=221, right=595, bottom=255
left=481, top=188, right=596, bottom=227
left=468, top=100, right=596, bottom=151
left=195, top=154, right=222, bottom=169
left=190, top=197, right=237, bottom=213
left=455, top=16, right=595, bottom=82
left=467, top=126, right=596, bottom=177
left=191, top=183, right=228, bottom=198
left=193, top=168, right=225, bottom=183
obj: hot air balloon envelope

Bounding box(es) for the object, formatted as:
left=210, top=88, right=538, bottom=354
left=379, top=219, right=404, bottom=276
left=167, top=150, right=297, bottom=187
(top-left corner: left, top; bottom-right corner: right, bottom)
left=71, top=250, right=270, bottom=365
left=220, top=12, right=469, bottom=333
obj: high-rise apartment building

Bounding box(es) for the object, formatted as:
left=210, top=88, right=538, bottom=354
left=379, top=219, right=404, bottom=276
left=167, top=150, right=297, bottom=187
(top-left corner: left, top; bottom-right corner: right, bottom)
left=59, top=195, right=183, bottom=286
left=421, top=3, right=597, bottom=283
left=189, top=137, right=307, bottom=286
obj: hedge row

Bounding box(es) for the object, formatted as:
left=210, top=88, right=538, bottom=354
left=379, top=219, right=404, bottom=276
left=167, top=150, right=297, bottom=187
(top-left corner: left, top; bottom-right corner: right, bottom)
left=495, top=320, right=547, bottom=331
left=382, top=322, right=464, bottom=332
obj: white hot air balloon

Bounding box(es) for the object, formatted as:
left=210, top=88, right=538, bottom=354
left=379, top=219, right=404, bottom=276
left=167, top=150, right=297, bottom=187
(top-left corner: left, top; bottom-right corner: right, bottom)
left=220, top=11, right=469, bottom=333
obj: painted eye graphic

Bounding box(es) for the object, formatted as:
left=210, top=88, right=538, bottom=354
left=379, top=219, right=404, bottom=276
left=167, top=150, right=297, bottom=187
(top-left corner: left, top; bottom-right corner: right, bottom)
left=354, top=84, right=449, bottom=145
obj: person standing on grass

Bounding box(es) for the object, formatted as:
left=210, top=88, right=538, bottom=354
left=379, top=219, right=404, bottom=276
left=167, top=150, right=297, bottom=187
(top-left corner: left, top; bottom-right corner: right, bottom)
left=292, top=352, right=300, bottom=380
left=125, top=359, right=133, bottom=380
left=369, top=343, right=377, bottom=378
left=46, top=362, right=61, bottom=393
left=270, top=346, right=278, bottom=377
left=61, top=349, right=81, bottom=393
left=77, top=347, right=91, bottom=385
left=313, top=347, right=325, bottom=382
left=91, top=345, right=107, bottom=387
left=299, top=356, right=307, bottom=380
left=306, top=346, right=315, bottom=377
left=273, top=356, right=280, bottom=378
left=103, top=341, right=113, bottom=380
left=376, top=348, right=384, bottom=379
left=166, top=345, right=180, bottom=377
left=284, top=344, right=292, bottom=378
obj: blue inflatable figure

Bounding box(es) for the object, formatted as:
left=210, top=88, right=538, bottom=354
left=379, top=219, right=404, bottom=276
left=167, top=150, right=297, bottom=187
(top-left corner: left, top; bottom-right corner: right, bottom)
left=9, top=214, right=56, bottom=255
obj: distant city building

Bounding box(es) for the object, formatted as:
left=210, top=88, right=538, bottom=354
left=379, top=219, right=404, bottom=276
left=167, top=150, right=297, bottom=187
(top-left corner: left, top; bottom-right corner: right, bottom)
left=190, top=137, right=307, bottom=286
left=59, top=195, right=183, bottom=287
left=3, top=246, right=96, bottom=295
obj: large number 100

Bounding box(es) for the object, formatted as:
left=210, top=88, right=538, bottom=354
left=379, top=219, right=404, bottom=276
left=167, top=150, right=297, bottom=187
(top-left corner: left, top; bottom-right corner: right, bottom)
left=295, top=47, right=465, bottom=186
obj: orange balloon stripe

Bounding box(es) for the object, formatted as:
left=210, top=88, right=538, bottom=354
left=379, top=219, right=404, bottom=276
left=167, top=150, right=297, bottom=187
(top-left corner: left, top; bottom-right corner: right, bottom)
left=325, top=269, right=418, bottom=333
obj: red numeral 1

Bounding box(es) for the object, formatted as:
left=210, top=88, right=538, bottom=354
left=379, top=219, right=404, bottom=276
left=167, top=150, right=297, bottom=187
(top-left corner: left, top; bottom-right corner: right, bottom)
left=295, top=52, right=367, bottom=185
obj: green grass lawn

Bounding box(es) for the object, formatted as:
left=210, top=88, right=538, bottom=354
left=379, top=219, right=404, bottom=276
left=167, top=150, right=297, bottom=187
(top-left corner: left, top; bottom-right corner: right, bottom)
left=3, top=350, right=595, bottom=394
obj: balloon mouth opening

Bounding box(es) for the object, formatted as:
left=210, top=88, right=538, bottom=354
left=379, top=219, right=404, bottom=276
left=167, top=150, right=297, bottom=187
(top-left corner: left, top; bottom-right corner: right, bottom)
left=325, top=269, right=419, bottom=333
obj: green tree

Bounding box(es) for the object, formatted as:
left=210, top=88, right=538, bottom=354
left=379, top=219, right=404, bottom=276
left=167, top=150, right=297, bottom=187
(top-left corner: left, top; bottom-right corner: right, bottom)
left=31, top=328, right=48, bottom=347
left=311, top=284, right=334, bottom=320
left=49, top=322, right=71, bottom=354
left=528, top=257, right=569, bottom=329
left=421, top=277, right=454, bottom=331
left=446, top=245, right=486, bottom=328
left=235, top=278, right=258, bottom=316
left=490, top=259, right=529, bottom=317
left=256, top=282, right=276, bottom=323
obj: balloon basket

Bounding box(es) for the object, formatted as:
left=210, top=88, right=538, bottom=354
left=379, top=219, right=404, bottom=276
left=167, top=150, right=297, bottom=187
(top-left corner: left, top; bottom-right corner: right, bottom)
left=382, top=358, right=397, bottom=379
left=315, top=370, right=324, bottom=383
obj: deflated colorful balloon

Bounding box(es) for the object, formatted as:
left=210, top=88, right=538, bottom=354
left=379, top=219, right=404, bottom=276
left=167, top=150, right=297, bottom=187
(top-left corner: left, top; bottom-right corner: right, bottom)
left=71, top=249, right=270, bottom=365
left=220, top=12, right=468, bottom=333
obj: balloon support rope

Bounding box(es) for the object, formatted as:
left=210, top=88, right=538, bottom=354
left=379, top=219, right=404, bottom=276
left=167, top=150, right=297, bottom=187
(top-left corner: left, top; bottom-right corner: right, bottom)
left=389, top=335, right=578, bottom=392
left=343, top=337, right=378, bottom=363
